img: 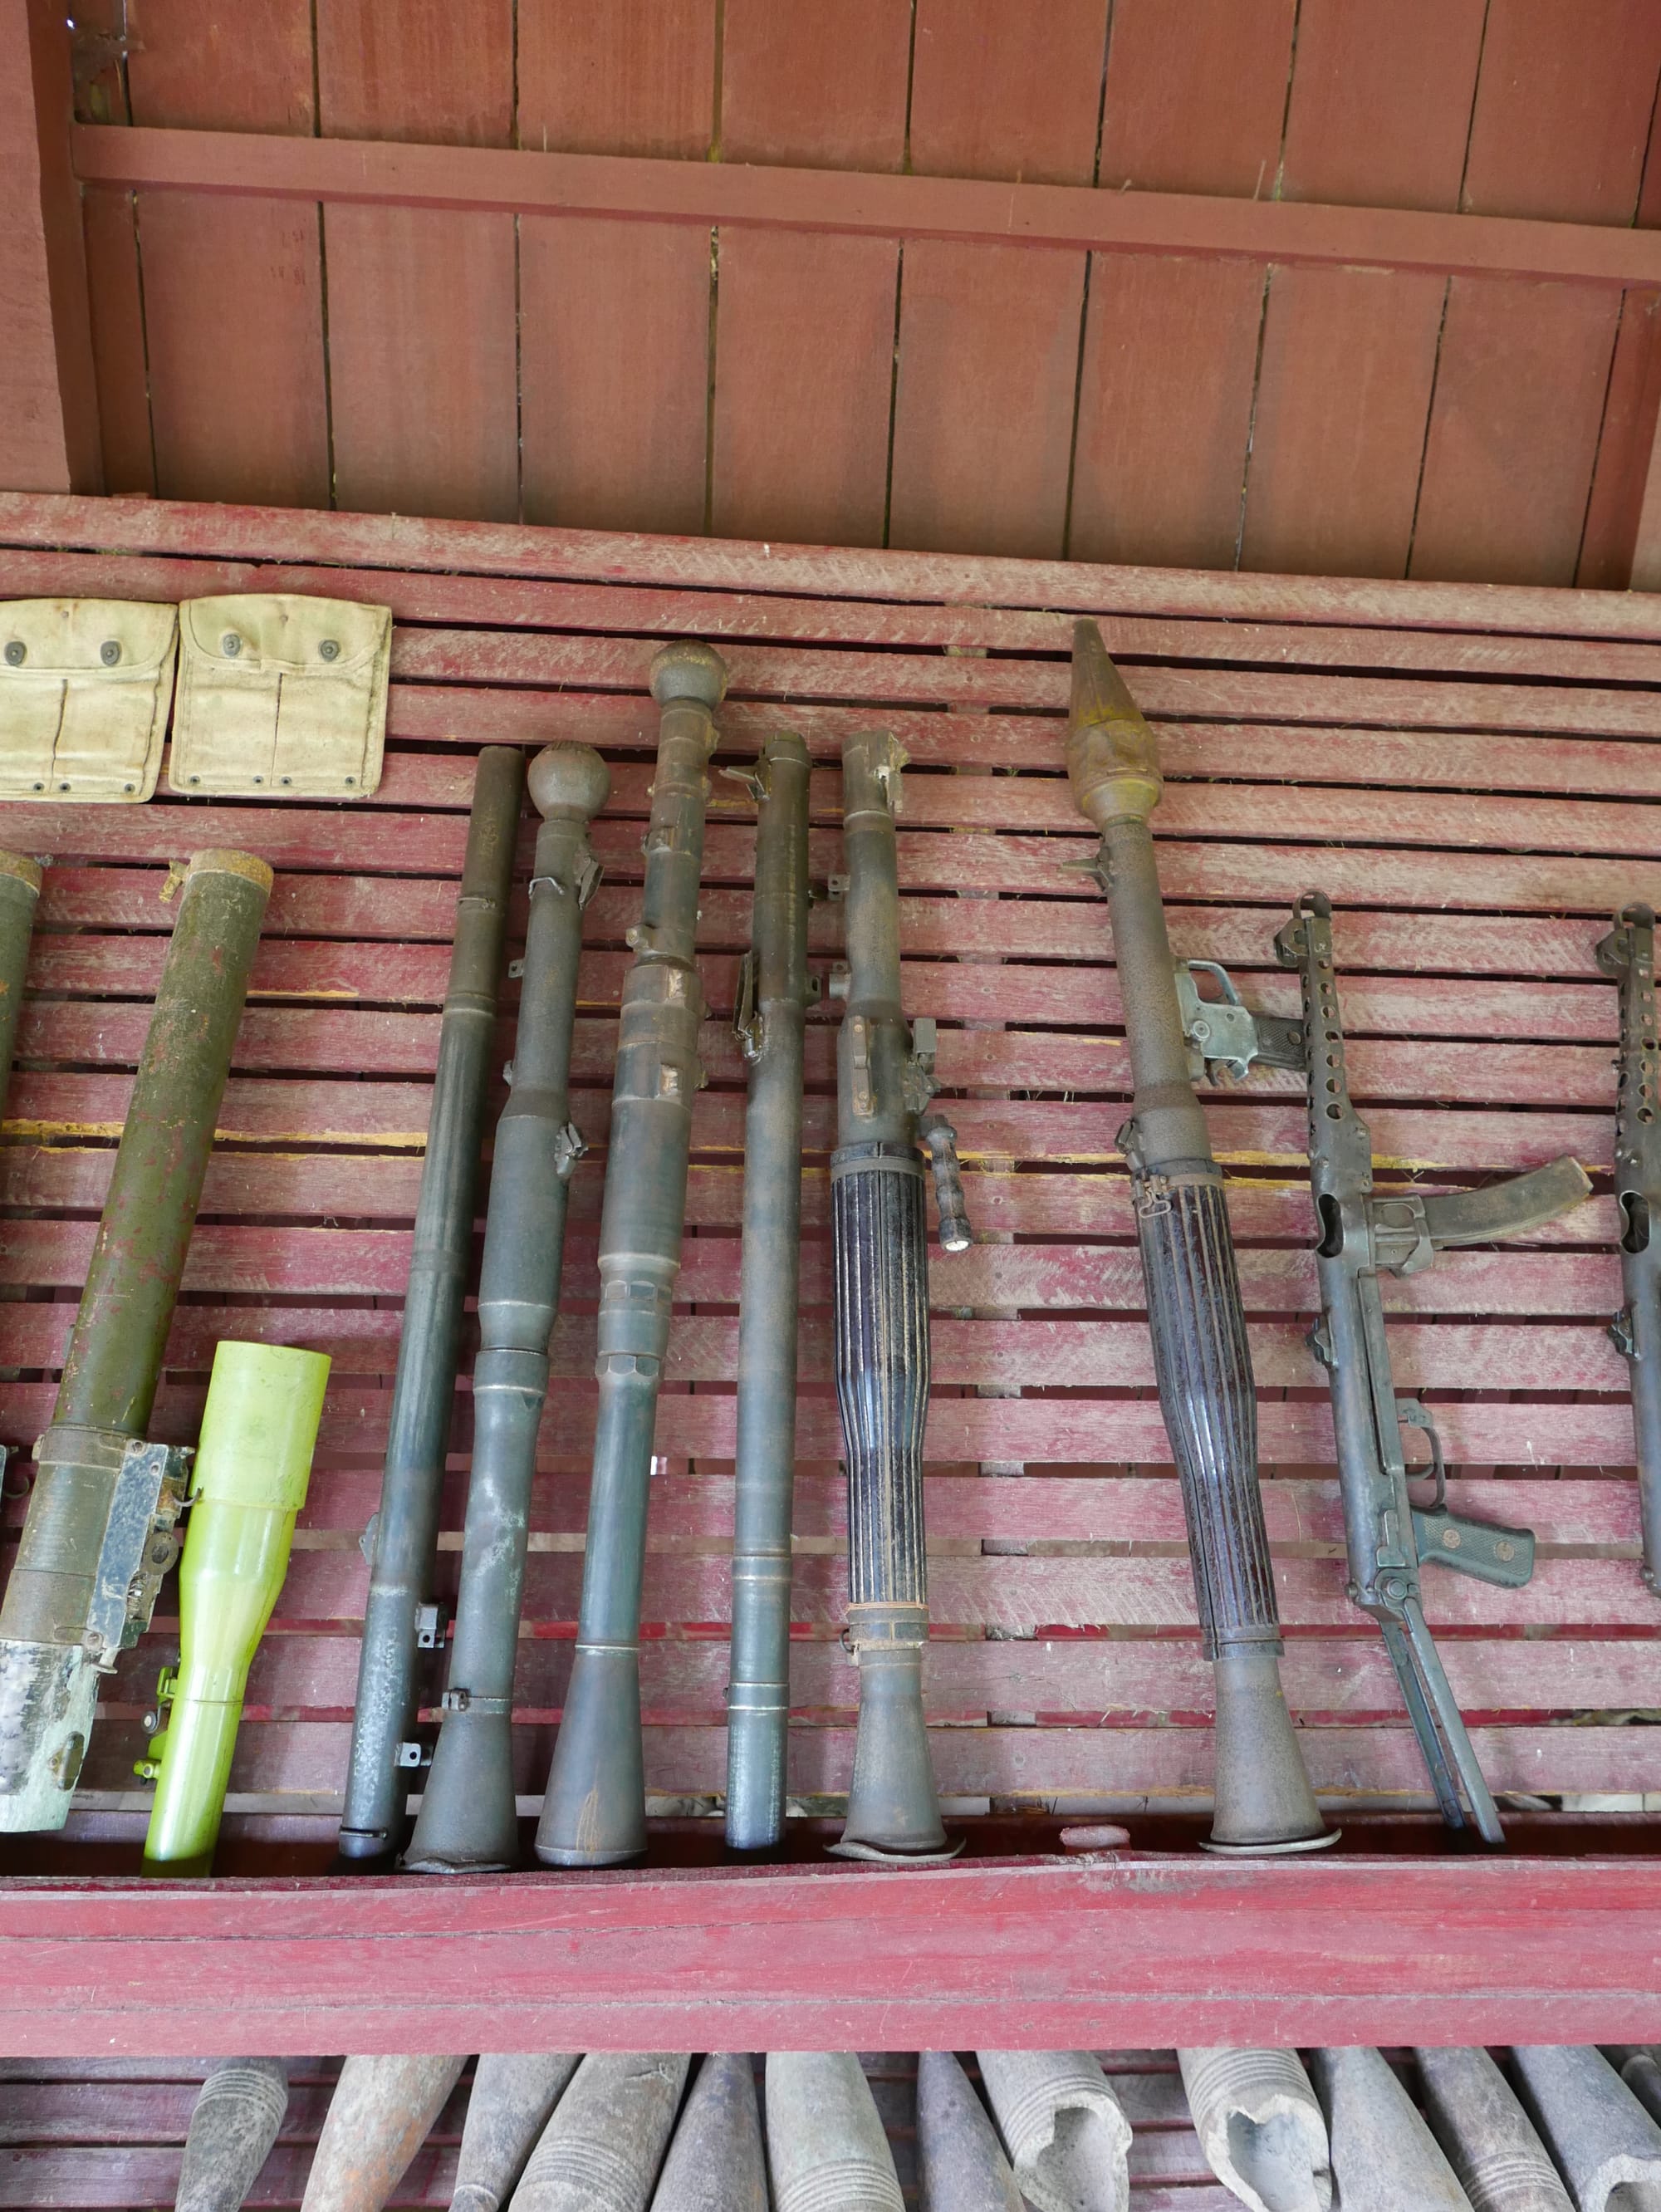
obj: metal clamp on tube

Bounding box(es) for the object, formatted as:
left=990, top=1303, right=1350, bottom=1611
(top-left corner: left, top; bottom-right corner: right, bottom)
left=724, top=735, right=812, bottom=1852
left=830, top=730, right=963, bottom=1862
left=1598, top=903, right=1661, bottom=1597
left=535, top=642, right=727, bottom=1867
left=338, top=748, right=524, bottom=1862
left=404, top=743, right=610, bottom=1874
left=1066, top=620, right=1331, bottom=1855
left=1276, top=890, right=1591, bottom=1842
left=0, top=850, right=272, bottom=1832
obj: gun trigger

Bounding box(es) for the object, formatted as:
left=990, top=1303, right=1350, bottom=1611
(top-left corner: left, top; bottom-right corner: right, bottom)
left=1308, top=1317, right=1335, bottom=1370
left=1412, top=1505, right=1536, bottom=1589
left=1612, top=1307, right=1637, bottom=1359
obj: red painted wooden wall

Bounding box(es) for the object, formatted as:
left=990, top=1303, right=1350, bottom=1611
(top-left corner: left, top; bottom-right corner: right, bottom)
left=47, top=0, right=1661, bottom=586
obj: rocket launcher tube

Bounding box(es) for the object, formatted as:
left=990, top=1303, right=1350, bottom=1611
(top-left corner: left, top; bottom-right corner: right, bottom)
left=141, top=1342, right=330, bottom=1873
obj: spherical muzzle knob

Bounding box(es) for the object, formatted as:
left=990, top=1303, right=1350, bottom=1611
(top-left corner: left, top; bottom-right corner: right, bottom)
left=527, top=741, right=610, bottom=824
left=649, top=638, right=728, bottom=710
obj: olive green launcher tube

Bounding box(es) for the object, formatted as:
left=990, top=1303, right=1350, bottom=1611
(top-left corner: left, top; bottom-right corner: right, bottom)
left=338, top=747, right=524, bottom=1861
left=535, top=640, right=727, bottom=1868
left=0, top=848, right=272, bottom=1831
left=404, top=742, right=610, bottom=1875
left=724, top=733, right=811, bottom=1852
left=0, top=850, right=42, bottom=1134
left=141, top=1341, right=331, bottom=1874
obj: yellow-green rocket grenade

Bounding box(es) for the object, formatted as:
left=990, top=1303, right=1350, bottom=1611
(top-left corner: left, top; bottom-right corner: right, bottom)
left=140, top=1342, right=330, bottom=1874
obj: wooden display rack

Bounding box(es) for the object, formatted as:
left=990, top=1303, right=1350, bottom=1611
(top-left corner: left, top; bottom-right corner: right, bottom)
left=0, top=493, right=1658, bottom=2062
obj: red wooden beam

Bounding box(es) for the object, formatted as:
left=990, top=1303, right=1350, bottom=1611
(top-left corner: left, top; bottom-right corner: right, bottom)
left=0, top=4, right=101, bottom=492
left=3, top=1854, right=1659, bottom=2053
left=71, top=122, right=1661, bottom=291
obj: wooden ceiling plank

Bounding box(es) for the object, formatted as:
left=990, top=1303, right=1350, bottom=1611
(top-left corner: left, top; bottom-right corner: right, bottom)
left=1463, top=0, right=1661, bottom=225
left=1241, top=264, right=1446, bottom=579
left=517, top=0, right=716, bottom=160
left=1279, top=0, right=1487, bottom=213
left=518, top=2, right=714, bottom=536
left=1071, top=253, right=1262, bottom=570
left=1580, top=291, right=1661, bottom=589
left=0, top=1, right=101, bottom=493
left=712, top=0, right=911, bottom=550
left=123, top=0, right=327, bottom=509
left=909, top=0, right=1108, bottom=184
left=1098, top=0, right=1297, bottom=199
left=711, top=230, right=896, bottom=549
left=1411, top=277, right=1623, bottom=586
left=889, top=239, right=1085, bottom=558
left=316, top=0, right=517, bottom=522
left=718, top=0, right=912, bottom=170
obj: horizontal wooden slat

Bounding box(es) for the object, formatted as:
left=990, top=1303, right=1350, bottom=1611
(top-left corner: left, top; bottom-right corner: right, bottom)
left=0, top=1219, right=1624, bottom=1316
left=76, top=1714, right=1661, bottom=1802
left=9, top=489, right=1661, bottom=639
left=13, top=544, right=1661, bottom=684
left=130, top=1624, right=1651, bottom=1725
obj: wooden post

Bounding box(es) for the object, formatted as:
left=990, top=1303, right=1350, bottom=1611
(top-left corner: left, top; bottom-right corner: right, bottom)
left=0, top=0, right=102, bottom=493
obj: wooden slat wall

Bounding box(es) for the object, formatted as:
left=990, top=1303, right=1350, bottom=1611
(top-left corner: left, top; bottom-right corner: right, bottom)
left=59, top=3, right=1661, bottom=584
left=0, top=493, right=1658, bottom=1834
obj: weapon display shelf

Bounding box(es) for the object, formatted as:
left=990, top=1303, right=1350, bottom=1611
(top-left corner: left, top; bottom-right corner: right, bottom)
left=0, top=493, right=1658, bottom=2078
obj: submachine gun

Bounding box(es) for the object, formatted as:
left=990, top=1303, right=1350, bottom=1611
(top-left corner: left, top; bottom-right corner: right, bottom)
left=1267, top=891, right=1591, bottom=1841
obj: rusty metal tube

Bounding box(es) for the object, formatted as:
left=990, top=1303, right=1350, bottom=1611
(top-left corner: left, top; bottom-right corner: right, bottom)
left=724, top=733, right=811, bottom=1851
left=404, top=744, right=609, bottom=1875
left=301, top=2054, right=465, bottom=2212
left=649, top=2053, right=767, bottom=2211
left=338, top=748, right=524, bottom=1861
left=174, top=2058, right=289, bottom=2212
left=1066, top=619, right=1330, bottom=1855
left=0, top=847, right=271, bottom=1831
left=535, top=644, right=726, bottom=1867
left=452, top=2053, right=581, bottom=2212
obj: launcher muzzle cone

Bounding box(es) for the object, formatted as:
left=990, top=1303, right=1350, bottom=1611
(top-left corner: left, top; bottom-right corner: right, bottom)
left=1414, top=2046, right=1571, bottom=2212
left=765, top=2052, right=904, bottom=2212
left=1309, top=2048, right=1472, bottom=2212
left=1512, top=2045, right=1661, bottom=2212
left=301, top=2054, right=465, bottom=2212
left=175, top=2057, right=288, bottom=2212
left=1178, top=2048, right=1331, bottom=2212
left=976, top=2049, right=1131, bottom=2212
left=916, top=2050, right=1022, bottom=2212
left=510, top=2053, right=689, bottom=2211
left=451, top=2054, right=580, bottom=2212
left=649, top=2053, right=766, bottom=2211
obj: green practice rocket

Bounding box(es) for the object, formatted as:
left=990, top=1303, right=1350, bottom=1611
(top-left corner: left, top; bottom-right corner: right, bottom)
left=140, top=1341, right=331, bottom=1874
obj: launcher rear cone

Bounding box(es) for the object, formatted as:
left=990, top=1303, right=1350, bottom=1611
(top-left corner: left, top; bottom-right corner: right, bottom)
left=1414, top=2047, right=1571, bottom=2212
left=765, top=2053, right=904, bottom=2212
left=916, top=2051, right=1022, bottom=2212
left=649, top=2053, right=766, bottom=2211
left=1178, top=2048, right=1331, bottom=2212
left=1309, top=2048, right=1472, bottom=2212
left=301, top=2055, right=464, bottom=2212
left=510, top=2053, right=688, bottom=2212
left=1512, top=2046, right=1661, bottom=2212
left=976, top=2050, right=1131, bottom=2212
left=452, top=2055, right=579, bottom=2212
left=175, top=2058, right=287, bottom=2212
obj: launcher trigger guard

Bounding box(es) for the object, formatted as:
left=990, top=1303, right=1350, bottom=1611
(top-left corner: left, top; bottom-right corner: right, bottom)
left=1398, top=1400, right=1447, bottom=1511
left=1174, top=960, right=1305, bottom=1086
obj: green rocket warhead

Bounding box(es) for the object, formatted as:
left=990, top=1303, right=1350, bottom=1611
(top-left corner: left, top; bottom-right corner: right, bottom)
left=139, top=1341, right=330, bottom=1875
